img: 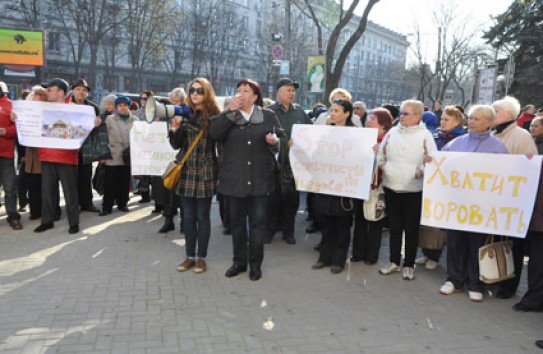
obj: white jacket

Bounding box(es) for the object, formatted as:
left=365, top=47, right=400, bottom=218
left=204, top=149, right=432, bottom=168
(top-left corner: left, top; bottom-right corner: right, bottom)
left=377, top=122, right=437, bottom=192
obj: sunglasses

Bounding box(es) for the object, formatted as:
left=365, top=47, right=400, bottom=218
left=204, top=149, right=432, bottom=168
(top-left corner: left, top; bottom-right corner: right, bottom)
left=399, top=112, right=415, bottom=116
left=333, top=99, right=346, bottom=104
left=189, top=87, right=205, bottom=95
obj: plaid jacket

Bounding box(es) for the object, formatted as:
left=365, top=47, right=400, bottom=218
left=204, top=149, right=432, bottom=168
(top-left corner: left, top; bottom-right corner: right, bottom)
left=169, top=112, right=218, bottom=198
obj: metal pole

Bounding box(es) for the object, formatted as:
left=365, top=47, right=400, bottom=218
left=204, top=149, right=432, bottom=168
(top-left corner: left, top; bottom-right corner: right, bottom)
left=285, top=0, right=290, bottom=62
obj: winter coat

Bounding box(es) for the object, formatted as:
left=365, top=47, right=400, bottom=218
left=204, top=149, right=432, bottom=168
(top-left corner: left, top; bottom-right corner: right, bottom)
left=0, top=96, right=16, bottom=159
left=530, top=137, right=543, bottom=232
left=441, top=131, right=507, bottom=154
left=209, top=105, right=285, bottom=198
left=493, top=120, right=538, bottom=155
left=377, top=122, right=437, bottom=193
left=434, top=126, right=465, bottom=151
left=169, top=110, right=218, bottom=198
left=105, top=113, right=135, bottom=166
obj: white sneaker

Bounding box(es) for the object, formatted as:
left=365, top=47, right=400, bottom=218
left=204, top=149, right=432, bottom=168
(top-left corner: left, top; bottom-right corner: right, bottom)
left=415, top=256, right=428, bottom=265
left=468, top=291, right=483, bottom=303
left=425, top=259, right=438, bottom=271
left=402, top=267, right=415, bottom=280
left=379, top=262, right=400, bottom=275
left=439, top=281, right=456, bottom=295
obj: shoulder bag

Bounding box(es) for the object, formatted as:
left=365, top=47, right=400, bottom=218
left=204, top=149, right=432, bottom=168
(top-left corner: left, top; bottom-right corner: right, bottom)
left=162, top=130, right=204, bottom=190
left=363, top=163, right=386, bottom=221
left=478, top=235, right=515, bottom=284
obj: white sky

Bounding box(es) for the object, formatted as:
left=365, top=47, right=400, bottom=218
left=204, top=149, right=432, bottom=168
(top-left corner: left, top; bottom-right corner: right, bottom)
left=356, top=0, right=513, bottom=62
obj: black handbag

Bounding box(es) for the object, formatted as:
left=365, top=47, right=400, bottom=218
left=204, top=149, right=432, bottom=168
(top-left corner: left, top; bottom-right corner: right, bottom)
left=122, top=147, right=131, bottom=165
left=92, top=164, right=106, bottom=196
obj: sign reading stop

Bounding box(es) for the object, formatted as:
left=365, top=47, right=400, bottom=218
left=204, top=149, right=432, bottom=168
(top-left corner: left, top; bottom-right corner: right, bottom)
left=271, top=45, right=283, bottom=60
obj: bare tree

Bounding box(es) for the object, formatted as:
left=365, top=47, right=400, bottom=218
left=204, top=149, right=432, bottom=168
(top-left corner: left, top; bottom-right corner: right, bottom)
left=294, top=0, right=381, bottom=101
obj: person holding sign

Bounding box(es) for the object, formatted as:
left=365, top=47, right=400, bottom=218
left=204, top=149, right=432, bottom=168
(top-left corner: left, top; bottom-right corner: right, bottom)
left=377, top=99, right=437, bottom=281
left=491, top=96, right=539, bottom=300
left=311, top=99, right=357, bottom=274
left=210, top=78, right=285, bottom=281
left=416, top=106, right=466, bottom=270
left=437, top=105, right=507, bottom=302
left=170, top=78, right=220, bottom=275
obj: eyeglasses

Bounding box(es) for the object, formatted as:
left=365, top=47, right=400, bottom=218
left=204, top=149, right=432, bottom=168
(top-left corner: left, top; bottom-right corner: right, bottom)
left=399, top=112, right=416, bottom=116
left=333, top=99, right=346, bottom=104
left=189, top=87, right=205, bottom=95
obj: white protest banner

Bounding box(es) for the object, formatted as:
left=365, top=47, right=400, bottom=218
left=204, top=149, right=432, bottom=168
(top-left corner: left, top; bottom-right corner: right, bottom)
left=130, top=121, right=177, bottom=176
left=13, top=100, right=95, bottom=149
left=421, top=151, right=542, bottom=239
left=289, top=124, right=377, bottom=199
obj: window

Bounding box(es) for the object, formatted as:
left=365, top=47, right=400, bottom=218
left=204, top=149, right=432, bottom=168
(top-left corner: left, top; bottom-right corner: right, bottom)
left=242, top=16, right=249, bottom=29
left=48, top=32, right=61, bottom=51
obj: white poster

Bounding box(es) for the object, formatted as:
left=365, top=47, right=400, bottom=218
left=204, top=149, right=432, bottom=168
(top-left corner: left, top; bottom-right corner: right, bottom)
left=130, top=121, right=178, bottom=176
left=12, top=100, right=95, bottom=149
left=421, top=151, right=542, bottom=239
left=477, top=67, right=497, bottom=105
left=289, top=124, right=377, bottom=200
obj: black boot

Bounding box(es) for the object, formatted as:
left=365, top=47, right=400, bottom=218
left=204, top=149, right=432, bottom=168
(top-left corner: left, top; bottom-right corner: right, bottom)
left=159, top=216, right=174, bottom=233
left=139, top=192, right=151, bottom=203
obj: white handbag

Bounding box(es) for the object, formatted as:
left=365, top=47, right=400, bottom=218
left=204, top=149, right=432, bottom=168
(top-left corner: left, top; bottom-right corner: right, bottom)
left=478, top=235, right=515, bottom=284
left=363, top=164, right=386, bottom=221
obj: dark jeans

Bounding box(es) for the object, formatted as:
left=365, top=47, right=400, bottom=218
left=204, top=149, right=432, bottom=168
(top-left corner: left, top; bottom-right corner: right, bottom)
left=42, top=162, right=79, bottom=226
left=181, top=196, right=212, bottom=258
left=422, top=248, right=443, bottom=262
left=229, top=195, right=268, bottom=268
left=318, top=213, right=352, bottom=268
left=78, top=163, right=94, bottom=208
left=0, top=157, right=20, bottom=222
left=268, top=189, right=299, bottom=239
left=102, top=165, right=131, bottom=212
left=446, top=230, right=486, bottom=292
left=352, top=200, right=384, bottom=263
left=519, top=231, right=543, bottom=310
left=383, top=188, right=421, bottom=267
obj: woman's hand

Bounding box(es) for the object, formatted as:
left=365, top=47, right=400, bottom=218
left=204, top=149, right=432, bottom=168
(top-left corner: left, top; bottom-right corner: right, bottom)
left=288, top=138, right=294, bottom=148
left=372, top=143, right=378, bottom=155
left=228, top=95, right=244, bottom=112
left=10, top=111, right=17, bottom=122
left=170, top=117, right=181, bottom=130
left=265, top=132, right=278, bottom=145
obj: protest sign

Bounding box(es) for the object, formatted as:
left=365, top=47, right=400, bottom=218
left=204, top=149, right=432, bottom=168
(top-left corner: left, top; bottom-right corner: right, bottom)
left=130, top=121, right=177, bottom=176
left=289, top=124, right=377, bottom=200
left=421, top=151, right=542, bottom=238
left=13, top=100, right=95, bottom=149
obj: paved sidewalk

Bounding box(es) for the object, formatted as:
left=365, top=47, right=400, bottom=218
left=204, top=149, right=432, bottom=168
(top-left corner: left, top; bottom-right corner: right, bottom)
left=0, top=197, right=541, bottom=354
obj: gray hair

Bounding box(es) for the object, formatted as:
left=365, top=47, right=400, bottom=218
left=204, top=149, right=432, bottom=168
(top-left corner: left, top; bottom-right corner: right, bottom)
left=468, top=105, right=496, bottom=123
left=169, top=87, right=186, bottom=104
left=353, top=101, right=366, bottom=110
left=400, top=99, right=424, bottom=116
left=491, top=96, right=521, bottom=119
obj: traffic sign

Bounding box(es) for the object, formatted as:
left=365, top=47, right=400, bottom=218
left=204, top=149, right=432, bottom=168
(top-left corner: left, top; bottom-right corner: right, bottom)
left=271, top=45, right=283, bottom=60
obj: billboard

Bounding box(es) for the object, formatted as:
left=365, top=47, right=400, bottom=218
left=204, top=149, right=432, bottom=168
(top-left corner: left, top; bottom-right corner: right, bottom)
left=0, top=27, right=45, bottom=66
left=307, top=55, right=325, bottom=93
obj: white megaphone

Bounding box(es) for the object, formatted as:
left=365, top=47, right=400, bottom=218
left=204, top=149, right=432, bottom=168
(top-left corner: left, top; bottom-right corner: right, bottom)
left=144, top=96, right=190, bottom=123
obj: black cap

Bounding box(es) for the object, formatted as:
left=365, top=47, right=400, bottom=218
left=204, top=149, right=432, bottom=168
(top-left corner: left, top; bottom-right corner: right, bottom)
left=41, top=78, right=69, bottom=93
left=276, top=78, right=299, bottom=91
left=71, top=78, right=91, bottom=92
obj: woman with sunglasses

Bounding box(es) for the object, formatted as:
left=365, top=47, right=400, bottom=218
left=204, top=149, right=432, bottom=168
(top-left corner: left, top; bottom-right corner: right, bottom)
left=377, top=99, right=437, bottom=281
left=170, top=78, right=220, bottom=274
left=209, top=78, right=286, bottom=281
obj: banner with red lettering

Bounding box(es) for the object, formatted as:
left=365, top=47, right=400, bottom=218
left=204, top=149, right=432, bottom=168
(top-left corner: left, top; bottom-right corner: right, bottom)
left=421, top=152, right=542, bottom=238
left=289, top=124, right=377, bottom=199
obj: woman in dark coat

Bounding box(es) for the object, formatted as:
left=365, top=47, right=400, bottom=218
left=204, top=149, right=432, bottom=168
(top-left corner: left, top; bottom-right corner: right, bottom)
left=311, top=99, right=357, bottom=274
left=209, top=78, right=286, bottom=281
left=169, top=78, right=220, bottom=274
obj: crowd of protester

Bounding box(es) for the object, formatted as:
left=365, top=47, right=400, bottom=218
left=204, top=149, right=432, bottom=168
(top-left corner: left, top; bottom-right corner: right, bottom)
left=0, top=77, right=542, bottom=333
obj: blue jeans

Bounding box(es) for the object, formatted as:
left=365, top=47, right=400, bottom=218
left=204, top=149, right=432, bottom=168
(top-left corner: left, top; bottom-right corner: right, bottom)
left=181, top=196, right=212, bottom=258
left=0, top=157, right=20, bottom=222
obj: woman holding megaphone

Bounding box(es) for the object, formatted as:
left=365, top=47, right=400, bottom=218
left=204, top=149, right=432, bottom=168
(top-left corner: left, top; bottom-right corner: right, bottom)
left=169, top=78, right=220, bottom=275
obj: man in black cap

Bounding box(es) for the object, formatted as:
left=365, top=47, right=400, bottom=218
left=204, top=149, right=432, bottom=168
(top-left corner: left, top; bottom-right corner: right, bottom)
left=267, top=78, right=311, bottom=244
left=70, top=78, right=101, bottom=212
left=34, top=78, right=81, bottom=234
